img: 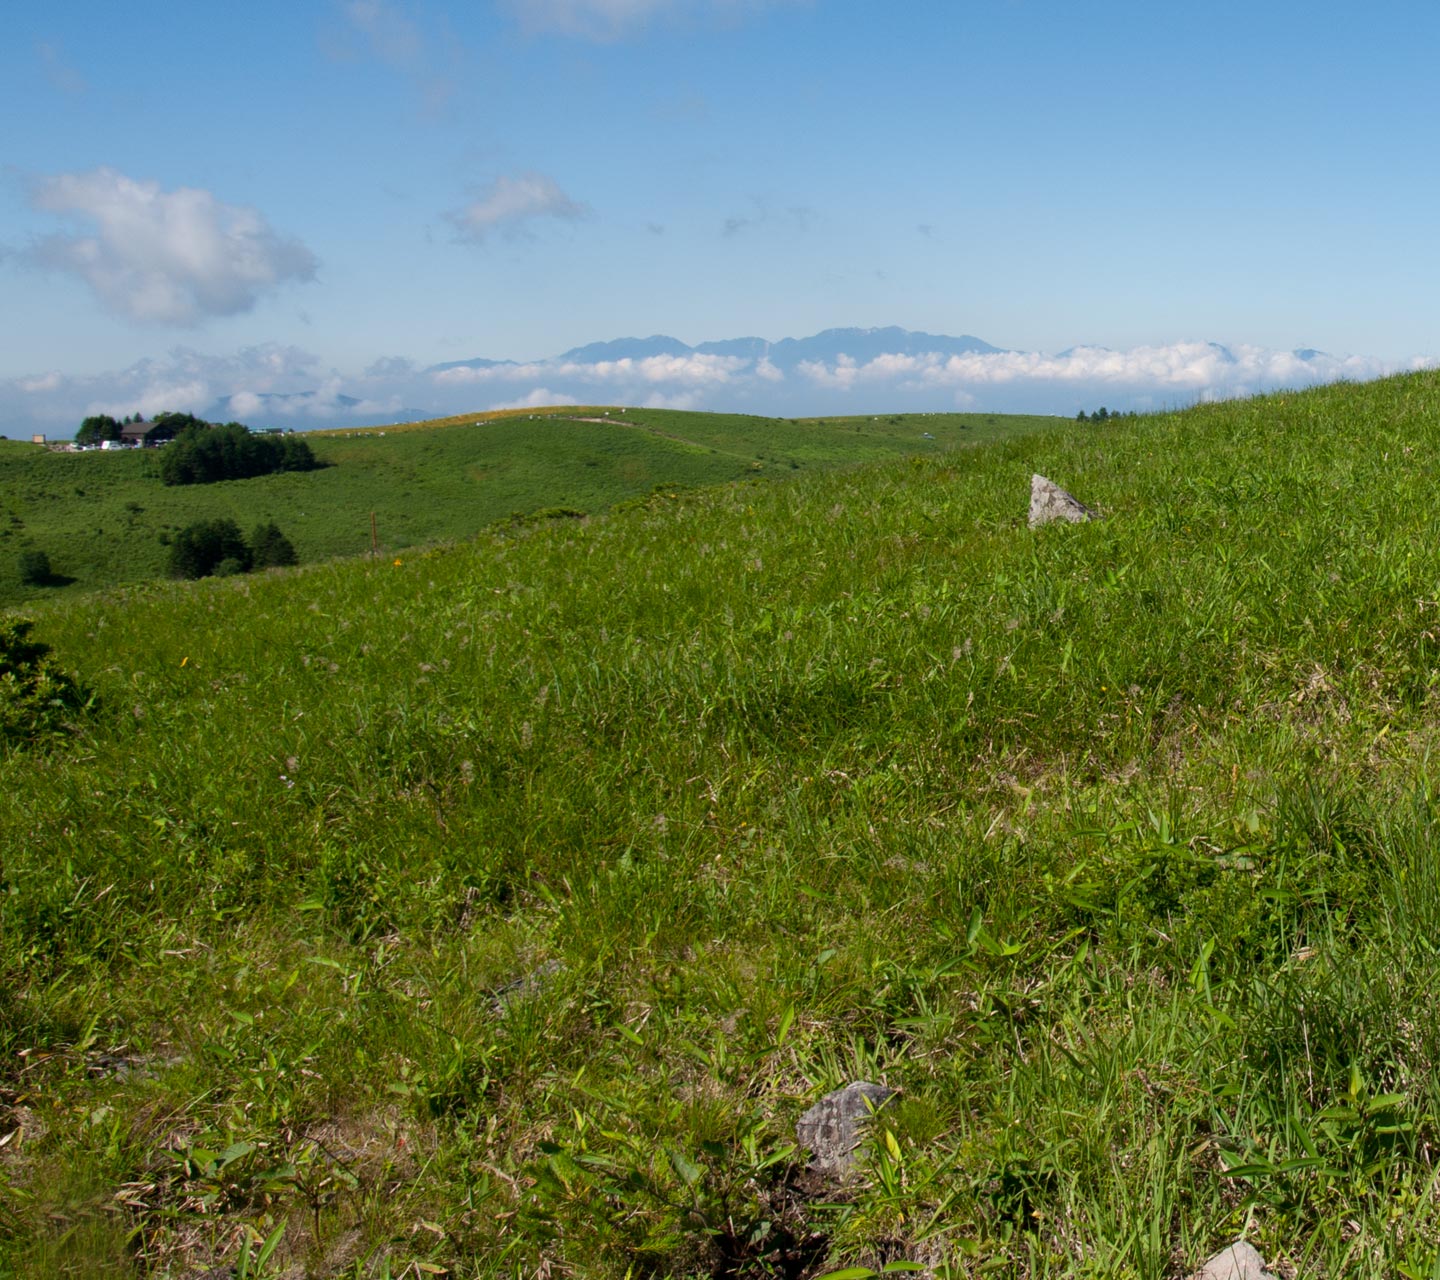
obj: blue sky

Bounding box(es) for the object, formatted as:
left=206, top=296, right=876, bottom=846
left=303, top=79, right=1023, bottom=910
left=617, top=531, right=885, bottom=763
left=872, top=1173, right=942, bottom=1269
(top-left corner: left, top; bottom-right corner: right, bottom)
left=4, top=0, right=1439, bottom=428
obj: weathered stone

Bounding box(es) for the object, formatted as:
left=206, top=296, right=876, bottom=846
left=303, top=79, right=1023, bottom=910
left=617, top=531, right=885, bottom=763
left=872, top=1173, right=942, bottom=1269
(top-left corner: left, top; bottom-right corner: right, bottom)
left=1029, top=474, right=1096, bottom=528
left=1186, top=1241, right=1277, bottom=1280
left=492, top=959, right=563, bottom=1015
left=795, top=1081, right=893, bottom=1178
left=86, top=1050, right=183, bottom=1082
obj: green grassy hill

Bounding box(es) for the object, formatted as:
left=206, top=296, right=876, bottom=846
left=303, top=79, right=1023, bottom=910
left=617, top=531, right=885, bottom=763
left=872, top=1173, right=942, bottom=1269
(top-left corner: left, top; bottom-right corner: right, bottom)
left=0, top=407, right=1061, bottom=606
left=8, top=375, right=1440, bottom=1276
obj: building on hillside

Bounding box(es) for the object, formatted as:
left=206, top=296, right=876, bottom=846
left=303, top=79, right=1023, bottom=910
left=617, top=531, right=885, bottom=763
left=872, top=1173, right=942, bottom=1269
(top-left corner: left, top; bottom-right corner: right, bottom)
left=119, top=420, right=151, bottom=447
left=31, top=434, right=46, bottom=445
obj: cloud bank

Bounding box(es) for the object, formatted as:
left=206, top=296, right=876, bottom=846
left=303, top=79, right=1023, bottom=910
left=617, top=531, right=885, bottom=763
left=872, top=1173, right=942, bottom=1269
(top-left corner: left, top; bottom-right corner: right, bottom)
left=3, top=335, right=1434, bottom=437
left=21, top=168, right=317, bottom=325
left=0, top=345, right=396, bottom=432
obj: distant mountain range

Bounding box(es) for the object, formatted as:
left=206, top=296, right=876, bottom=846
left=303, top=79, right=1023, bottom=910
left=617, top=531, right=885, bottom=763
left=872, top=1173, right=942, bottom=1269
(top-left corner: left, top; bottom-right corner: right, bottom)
left=428, top=326, right=1004, bottom=375
left=3, top=326, right=1395, bottom=440
left=160, top=327, right=1353, bottom=433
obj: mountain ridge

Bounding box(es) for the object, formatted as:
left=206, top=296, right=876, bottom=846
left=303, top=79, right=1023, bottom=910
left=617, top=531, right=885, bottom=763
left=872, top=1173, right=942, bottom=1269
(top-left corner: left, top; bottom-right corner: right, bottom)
left=424, top=325, right=1004, bottom=375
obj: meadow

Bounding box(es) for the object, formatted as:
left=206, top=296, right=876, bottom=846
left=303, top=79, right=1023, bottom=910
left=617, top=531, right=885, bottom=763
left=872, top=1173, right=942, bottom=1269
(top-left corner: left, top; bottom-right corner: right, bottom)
left=7, top=374, right=1440, bottom=1277
left=0, top=408, right=1058, bottom=606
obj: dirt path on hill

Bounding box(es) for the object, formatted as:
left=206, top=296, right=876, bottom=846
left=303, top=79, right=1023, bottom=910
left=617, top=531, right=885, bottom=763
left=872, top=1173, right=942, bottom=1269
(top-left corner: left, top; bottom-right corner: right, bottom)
left=554, top=415, right=714, bottom=451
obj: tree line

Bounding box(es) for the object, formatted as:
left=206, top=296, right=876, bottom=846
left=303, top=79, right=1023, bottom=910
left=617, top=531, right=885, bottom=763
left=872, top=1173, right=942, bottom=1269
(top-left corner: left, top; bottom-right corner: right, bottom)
left=74, top=411, right=196, bottom=447
left=1075, top=406, right=1139, bottom=423
left=74, top=412, right=322, bottom=486
left=159, top=422, right=320, bottom=486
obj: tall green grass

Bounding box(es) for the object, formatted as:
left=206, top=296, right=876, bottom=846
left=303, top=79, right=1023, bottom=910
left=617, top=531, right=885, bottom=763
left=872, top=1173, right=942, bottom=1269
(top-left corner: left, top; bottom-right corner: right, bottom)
left=6, top=375, right=1440, bottom=1276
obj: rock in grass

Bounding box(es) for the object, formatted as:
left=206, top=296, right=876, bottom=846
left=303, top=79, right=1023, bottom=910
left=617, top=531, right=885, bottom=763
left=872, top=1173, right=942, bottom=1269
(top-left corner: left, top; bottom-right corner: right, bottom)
left=796, top=1081, right=894, bottom=1178
left=1029, top=474, right=1096, bottom=527
left=1187, top=1241, right=1277, bottom=1280
left=492, top=959, right=563, bottom=1015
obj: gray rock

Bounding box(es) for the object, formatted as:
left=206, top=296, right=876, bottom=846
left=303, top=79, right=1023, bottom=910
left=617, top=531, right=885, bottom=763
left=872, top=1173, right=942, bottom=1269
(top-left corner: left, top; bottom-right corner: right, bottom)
left=86, top=1050, right=184, bottom=1082
left=796, top=1081, right=894, bottom=1178
left=1187, top=1241, right=1277, bottom=1280
left=1029, top=474, right=1097, bottom=527
left=492, top=959, right=563, bottom=1015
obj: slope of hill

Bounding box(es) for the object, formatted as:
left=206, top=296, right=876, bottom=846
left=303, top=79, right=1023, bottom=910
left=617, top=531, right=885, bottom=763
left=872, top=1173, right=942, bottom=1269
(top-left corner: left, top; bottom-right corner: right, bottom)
left=8, top=373, right=1440, bottom=1276
left=0, top=407, right=1062, bottom=605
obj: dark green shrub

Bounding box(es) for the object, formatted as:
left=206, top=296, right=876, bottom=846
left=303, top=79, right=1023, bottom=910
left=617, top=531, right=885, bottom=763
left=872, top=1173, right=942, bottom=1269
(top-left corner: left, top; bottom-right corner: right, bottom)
left=160, top=423, right=320, bottom=486
left=0, top=617, right=90, bottom=747
left=250, top=522, right=298, bottom=569
left=74, top=414, right=121, bottom=447
left=167, top=519, right=252, bottom=579
left=18, top=550, right=51, bottom=586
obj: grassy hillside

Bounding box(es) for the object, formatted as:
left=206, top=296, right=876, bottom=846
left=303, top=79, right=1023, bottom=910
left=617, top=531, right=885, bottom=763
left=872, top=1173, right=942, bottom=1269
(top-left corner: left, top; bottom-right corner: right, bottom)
left=7, top=374, right=1440, bottom=1276
left=0, top=407, right=1061, bottom=606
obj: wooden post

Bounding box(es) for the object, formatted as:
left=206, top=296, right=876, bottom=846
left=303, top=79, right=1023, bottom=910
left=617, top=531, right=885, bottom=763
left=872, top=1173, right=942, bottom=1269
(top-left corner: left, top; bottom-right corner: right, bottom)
left=370, top=511, right=379, bottom=557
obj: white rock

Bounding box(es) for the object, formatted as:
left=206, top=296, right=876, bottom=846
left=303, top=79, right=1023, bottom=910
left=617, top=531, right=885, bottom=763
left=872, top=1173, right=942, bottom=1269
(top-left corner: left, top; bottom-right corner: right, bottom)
left=795, top=1081, right=894, bottom=1178
left=1187, top=1241, right=1277, bottom=1280
left=1029, top=474, right=1096, bottom=527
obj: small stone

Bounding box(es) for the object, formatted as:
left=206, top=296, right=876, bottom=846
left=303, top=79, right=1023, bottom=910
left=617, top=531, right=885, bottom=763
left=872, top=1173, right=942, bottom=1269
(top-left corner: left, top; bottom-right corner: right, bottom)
left=1187, top=1241, right=1277, bottom=1280
left=1029, top=474, right=1097, bottom=527
left=492, top=959, right=563, bottom=1015
left=795, top=1081, right=894, bottom=1178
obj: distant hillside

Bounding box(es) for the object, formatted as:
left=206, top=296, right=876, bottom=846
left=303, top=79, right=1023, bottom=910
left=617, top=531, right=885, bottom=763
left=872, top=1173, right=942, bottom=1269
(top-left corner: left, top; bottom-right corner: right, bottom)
left=0, top=405, right=1062, bottom=604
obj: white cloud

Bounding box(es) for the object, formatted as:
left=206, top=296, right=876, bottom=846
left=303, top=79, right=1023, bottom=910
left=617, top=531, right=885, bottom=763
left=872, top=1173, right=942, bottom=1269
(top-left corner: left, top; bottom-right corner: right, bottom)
left=37, top=41, right=87, bottom=94
left=25, top=168, right=317, bottom=325
left=0, top=345, right=323, bottom=429
left=432, top=352, right=746, bottom=388
left=364, top=355, right=417, bottom=378
left=447, top=173, right=591, bottom=242
left=572, top=353, right=747, bottom=385
left=488, top=388, right=580, bottom=410
left=792, top=342, right=1437, bottom=406
left=641, top=390, right=703, bottom=409
left=341, top=0, right=423, bottom=69
left=17, top=371, right=63, bottom=394
left=227, top=390, right=266, bottom=418
left=500, top=0, right=800, bottom=40
left=335, top=0, right=455, bottom=112
left=501, top=0, right=677, bottom=39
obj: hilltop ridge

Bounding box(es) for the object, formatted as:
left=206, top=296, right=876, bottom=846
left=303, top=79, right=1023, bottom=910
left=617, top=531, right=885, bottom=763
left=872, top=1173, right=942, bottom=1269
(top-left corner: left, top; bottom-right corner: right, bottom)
left=0, top=405, right=1062, bottom=604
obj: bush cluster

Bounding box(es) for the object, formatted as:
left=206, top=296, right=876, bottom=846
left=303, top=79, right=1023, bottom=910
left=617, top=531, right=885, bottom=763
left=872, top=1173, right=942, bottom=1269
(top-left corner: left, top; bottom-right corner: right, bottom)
left=0, top=616, right=90, bottom=747
left=17, top=549, right=52, bottom=586
left=167, top=520, right=298, bottom=580
left=160, top=423, right=320, bottom=486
